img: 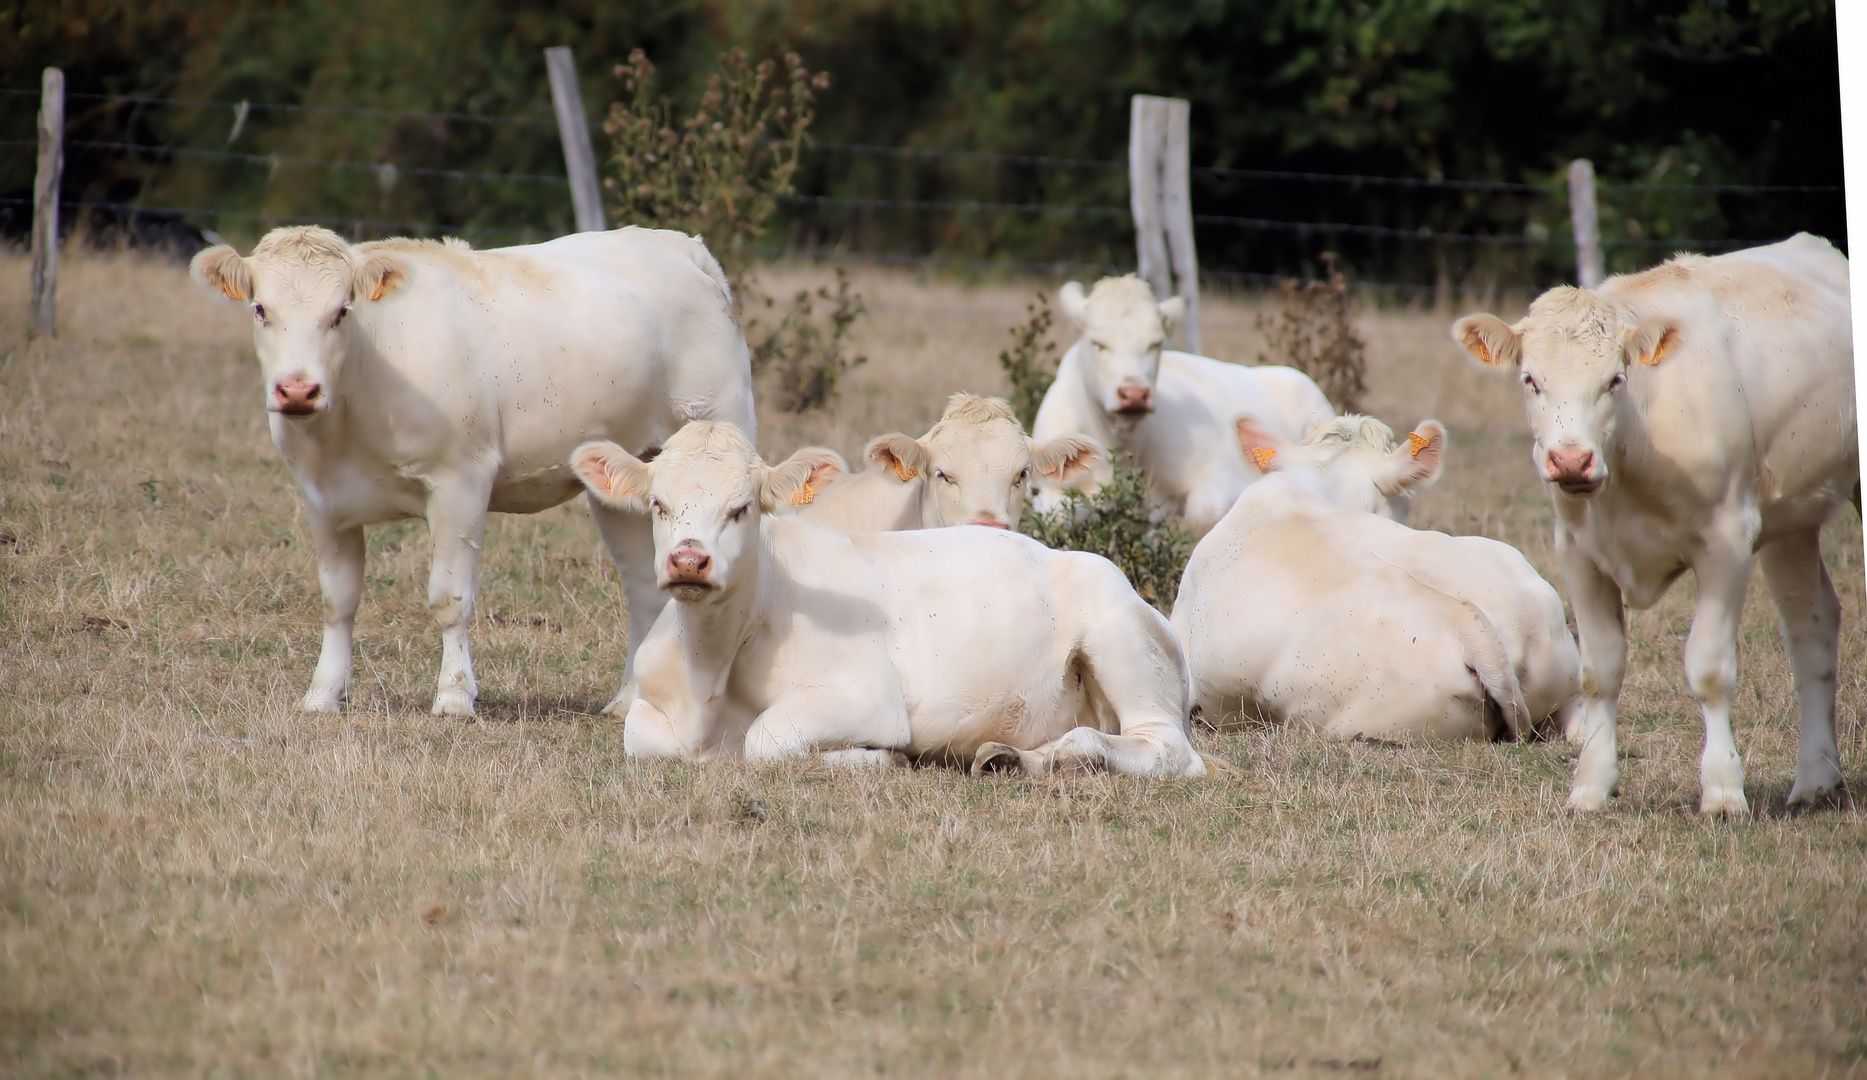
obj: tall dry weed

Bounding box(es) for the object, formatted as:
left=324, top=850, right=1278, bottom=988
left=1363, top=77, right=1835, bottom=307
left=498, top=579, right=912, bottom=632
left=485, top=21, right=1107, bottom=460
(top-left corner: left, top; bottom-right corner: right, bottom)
left=1254, top=253, right=1368, bottom=412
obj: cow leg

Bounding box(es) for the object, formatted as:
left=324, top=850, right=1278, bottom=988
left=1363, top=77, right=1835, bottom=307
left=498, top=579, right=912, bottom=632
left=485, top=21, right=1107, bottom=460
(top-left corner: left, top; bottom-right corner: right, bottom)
left=1685, top=541, right=1754, bottom=817
left=1561, top=536, right=1628, bottom=812
left=586, top=493, right=663, bottom=716
left=1760, top=532, right=1844, bottom=807
left=743, top=687, right=909, bottom=762
left=303, top=513, right=365, bottom=713
left=425, top=482, right=492, bottom=717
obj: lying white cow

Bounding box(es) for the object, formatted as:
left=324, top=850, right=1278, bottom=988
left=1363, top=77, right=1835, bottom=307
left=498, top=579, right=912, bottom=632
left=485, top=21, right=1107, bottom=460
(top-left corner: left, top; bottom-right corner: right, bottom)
left=1030, top=275, right=1337, bottom=536
left=1173, top=415, right=1583, bottom=741
left=1454, top=233, right=1857, bottom=814
left=190, top=225, right=754, bottom=717
left=785, top=393, right=1100, bottom=531
left=569, top=421, right=1204, bottom=776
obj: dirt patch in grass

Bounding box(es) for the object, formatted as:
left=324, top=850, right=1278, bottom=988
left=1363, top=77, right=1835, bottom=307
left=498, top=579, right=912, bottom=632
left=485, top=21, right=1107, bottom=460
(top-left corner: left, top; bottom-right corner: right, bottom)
left=1, top=252, right=1862, bottom=1077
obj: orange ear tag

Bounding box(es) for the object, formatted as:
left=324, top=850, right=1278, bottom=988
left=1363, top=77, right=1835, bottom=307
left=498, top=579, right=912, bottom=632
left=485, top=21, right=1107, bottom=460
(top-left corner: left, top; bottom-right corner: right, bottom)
left=1250, top=446, right=1277, bottom=471
left=1408, top=432, right=1430, bottom=457
left=367, top=280, right=388, bottom=302
left=890, top=461, right=918, bottom=482
left=788, top=482, right=816, bottom=506
left=1640, top=339, right=1667, bottom=366
left=220, top=281, right=244, bottom=301
left=1474, top=341, right=1493, bottom=364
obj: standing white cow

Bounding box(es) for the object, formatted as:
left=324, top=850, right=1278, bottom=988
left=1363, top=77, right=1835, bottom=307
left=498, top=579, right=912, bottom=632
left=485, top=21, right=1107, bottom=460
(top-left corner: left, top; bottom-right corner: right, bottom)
left=569, top=421, right=1204, bottom=776
left=786, top=393, right=1101, bottom=531
left=1173, top=415, right=1583, bottom=741
left=1453, top=233, right=1857, bottom=814
left=1030, top=275, right=1337, bottom=537
left=189, top=225, right=755, bottom=717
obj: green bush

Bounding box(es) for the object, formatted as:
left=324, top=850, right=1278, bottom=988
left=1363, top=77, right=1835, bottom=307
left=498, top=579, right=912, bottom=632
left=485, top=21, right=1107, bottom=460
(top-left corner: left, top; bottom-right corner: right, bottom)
left=751, top=266, right=868, bottom=412
left=1022, top=455, right=1191, bottom=612
left=997, top=291, right=1059, bottom=430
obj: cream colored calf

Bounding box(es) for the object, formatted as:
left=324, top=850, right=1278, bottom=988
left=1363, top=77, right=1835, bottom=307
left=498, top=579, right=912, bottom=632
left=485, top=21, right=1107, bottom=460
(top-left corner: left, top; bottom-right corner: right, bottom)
left=1029, top=275, right=1336, bottom=537
left=571, top=422, right=1204, bottom=777
left=190, top=226, right=754, bottom=717
left=1455, top=233, right=1856, bottom=815
left=1172, top=416, right=1582, bottom=742
left=788, top=394, right=1100, bottom=531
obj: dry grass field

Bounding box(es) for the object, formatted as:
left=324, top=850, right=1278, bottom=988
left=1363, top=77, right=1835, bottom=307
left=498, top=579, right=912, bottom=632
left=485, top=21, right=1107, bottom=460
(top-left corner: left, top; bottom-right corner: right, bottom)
left=2, top=251, right=1863, bottom=1078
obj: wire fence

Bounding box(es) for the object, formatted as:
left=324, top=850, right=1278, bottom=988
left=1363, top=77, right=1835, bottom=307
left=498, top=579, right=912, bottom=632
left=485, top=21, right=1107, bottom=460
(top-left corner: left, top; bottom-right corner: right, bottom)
left=0, top=85, right=1844, bottom=295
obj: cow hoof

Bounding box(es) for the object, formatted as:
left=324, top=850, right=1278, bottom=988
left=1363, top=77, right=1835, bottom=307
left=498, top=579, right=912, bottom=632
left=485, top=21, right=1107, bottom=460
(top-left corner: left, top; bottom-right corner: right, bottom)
left=1699, top=786, right=1751, bottom=818
left=301, top=692, right=344, bottom=714
left=1786, top=768, right=1845, bottom=810
left=971, top=742, right=1026, bottom=776
left=1566, top=786, right=1611, bottom=813
left=431, top=691, right=477, bottom=718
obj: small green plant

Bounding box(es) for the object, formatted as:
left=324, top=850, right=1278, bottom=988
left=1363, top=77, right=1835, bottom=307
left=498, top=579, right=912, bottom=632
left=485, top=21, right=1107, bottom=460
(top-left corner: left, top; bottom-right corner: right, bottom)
left=751, top=266, right=869, bottom=412
left=997, top=291, right=1058, bottom=430
left=1255, top=252, right=1367, bottom=413
left=1022, top=455, right=1191, bottom=612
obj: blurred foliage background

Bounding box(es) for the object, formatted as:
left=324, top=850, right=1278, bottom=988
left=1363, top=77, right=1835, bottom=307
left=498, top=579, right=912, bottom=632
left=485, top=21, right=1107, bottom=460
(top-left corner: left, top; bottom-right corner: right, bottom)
left=0, top=0, right=1844, bottom=289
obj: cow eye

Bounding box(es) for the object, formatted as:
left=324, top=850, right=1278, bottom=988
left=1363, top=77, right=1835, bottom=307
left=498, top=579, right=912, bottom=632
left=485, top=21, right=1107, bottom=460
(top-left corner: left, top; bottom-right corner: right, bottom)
left=332, top=304, right=351, bottom=327
left=649, top=498, right=667, bottom=518
left=1607, top=372, right=1626, bottom=391
left=934, top=469, right=954, bottom=484
left=727, top=503, right=750, bottom=522
left=1520, top=372, right=1540, bottom=394
left=1016, top=468, right=1030, bottom=485
left=252, top=303, right=267, bottom=323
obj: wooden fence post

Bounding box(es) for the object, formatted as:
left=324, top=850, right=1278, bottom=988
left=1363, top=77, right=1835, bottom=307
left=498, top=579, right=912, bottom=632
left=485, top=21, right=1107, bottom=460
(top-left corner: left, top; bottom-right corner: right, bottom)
left=1129, top=94, right=1200, bottom=353
left=30, top=67, right=64, bottom=337
left=545, top=47, right=606, bottom=234
left=1568, top=159, right=1604, bottom=289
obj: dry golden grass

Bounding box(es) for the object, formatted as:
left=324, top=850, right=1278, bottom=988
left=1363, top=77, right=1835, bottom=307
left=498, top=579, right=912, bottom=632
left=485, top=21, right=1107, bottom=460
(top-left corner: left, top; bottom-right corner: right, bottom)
left=1, top=252, right=1863, bottom=1078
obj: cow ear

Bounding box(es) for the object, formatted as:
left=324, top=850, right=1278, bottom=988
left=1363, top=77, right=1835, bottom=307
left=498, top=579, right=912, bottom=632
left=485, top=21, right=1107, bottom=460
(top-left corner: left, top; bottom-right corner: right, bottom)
left=190, top=245, right=251, bottom=302
left=1623, top=317, right=1678, bottom=367
left=1157, top=295, right=1185, bottom=334
left=865, top=434, right=931, bottom=483
left=352, top=251, right=407, bottom=303
left=764, top=447, right=847, bottom=511
left=570, top=441, right=652, bottom=512
left=1032, top=435, right=1102, bottom=483
left=1386, top=420, right=1447, bottom=494
left=1058, top=281, right=1088, bottom=327
left=1451, top=313, right=1521, bottom=368
left=1235, top=414, right=1290, bottom=473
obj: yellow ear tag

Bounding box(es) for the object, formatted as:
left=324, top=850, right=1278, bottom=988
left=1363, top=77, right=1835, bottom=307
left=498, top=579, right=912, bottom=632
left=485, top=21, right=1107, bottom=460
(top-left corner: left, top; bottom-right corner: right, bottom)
left=788, top=482, right=816, bottom=506
left=1640, top=338, right=1667, bottom=366
left=220, top=281, right=244, bottom=301
left=890, top=461, right=918, bottom=482
left=1250, top=446, right=1276, bottom=471
left=367, top=280, right=388, bottom=302
left=1408, top=432, right=1431, bottom=457
left=1474, top=340, right=1493, bottom=364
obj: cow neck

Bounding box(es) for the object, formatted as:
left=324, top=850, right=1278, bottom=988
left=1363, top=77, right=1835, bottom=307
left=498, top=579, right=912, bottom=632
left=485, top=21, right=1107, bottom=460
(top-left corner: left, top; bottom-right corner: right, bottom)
left=1061, top=341, right=1122, bottom=451
left=661, top=526, right=766, bottom=708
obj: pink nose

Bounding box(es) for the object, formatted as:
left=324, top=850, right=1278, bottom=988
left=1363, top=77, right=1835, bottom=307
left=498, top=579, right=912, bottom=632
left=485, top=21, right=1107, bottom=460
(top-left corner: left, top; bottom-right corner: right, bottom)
left=1545, top=448, right=1597, bottom=487
left=666, top=548, right=712, bottom=583
left=970, top=518, right=1011, bottom=530
left=1114, top=384, right=1153, bottom=414
left=273, top=379, right=324, bottom=415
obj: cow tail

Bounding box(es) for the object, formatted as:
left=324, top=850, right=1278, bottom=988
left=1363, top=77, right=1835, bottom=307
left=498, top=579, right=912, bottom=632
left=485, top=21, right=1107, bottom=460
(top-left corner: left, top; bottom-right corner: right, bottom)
left=1450, top=597, right=1533, bottom=741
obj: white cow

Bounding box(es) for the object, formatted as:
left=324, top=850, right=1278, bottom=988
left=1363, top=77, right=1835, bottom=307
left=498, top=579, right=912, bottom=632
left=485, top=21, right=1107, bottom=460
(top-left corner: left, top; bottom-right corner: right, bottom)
left=785, top=393, right=1101, bottom=531
left=1173, top=415, right=1583, bottom=741
left=569, top=421, right=1204, bottom=776
left=1030, top=274, right=1337, bottom=537
left=189, top=225, right=755, bottom=717
left=1453, top=233, right=1857, bottom=815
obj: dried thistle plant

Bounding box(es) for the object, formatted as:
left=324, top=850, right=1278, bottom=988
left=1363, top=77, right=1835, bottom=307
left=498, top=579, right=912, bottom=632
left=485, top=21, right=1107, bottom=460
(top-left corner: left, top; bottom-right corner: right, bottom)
left=1255, top=252, right=1368, bottom=413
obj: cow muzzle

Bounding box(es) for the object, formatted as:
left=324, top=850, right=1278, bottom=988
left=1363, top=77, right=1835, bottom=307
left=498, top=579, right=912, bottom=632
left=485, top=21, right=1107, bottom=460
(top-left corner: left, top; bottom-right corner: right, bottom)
left=1544, top=447, right=1602, bottom=495
left=665, top=547, right=715, bottom=590
left=1112, top=384, right=1154, bottom=415
left=271, top=379, right=326, bottom=416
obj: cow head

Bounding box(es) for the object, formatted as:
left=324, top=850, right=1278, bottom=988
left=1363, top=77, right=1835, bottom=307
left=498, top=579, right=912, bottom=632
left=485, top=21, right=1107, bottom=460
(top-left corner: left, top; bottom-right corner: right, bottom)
left=1236, top=413, right=1445, bottom=517
left=1059, top=275, right=1184, bottom=422
left=190, top=226, right=408, bottom=418
left=571, top=423, right=844, bottom=601
left=866, top=393, right=1101, bottom=530
left=1454, top=289, right=1671, bottom=497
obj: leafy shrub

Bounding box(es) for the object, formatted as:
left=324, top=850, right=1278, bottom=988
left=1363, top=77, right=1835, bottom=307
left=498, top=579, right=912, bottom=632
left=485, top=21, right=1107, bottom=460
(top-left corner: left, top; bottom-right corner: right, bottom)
left=604, top=48, right=867, bottom=413
left=1022, top=455, right=1191, bottom=612
left=1254, top=252, right=1367, bottom=413
left=997, top=291, right=1059, bottom=429
left=751, top=266, right=868, bottom=412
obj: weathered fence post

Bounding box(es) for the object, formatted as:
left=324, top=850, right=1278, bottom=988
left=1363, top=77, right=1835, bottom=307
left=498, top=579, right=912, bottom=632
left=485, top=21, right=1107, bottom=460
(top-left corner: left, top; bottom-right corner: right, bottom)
left=30, top=67, right=64, bottom=337
left=545, top=46, right=606, bottom=234
left=1568, top=158, right=1604, bottom=289
left=1129, top=94, right=1200, bottom=353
